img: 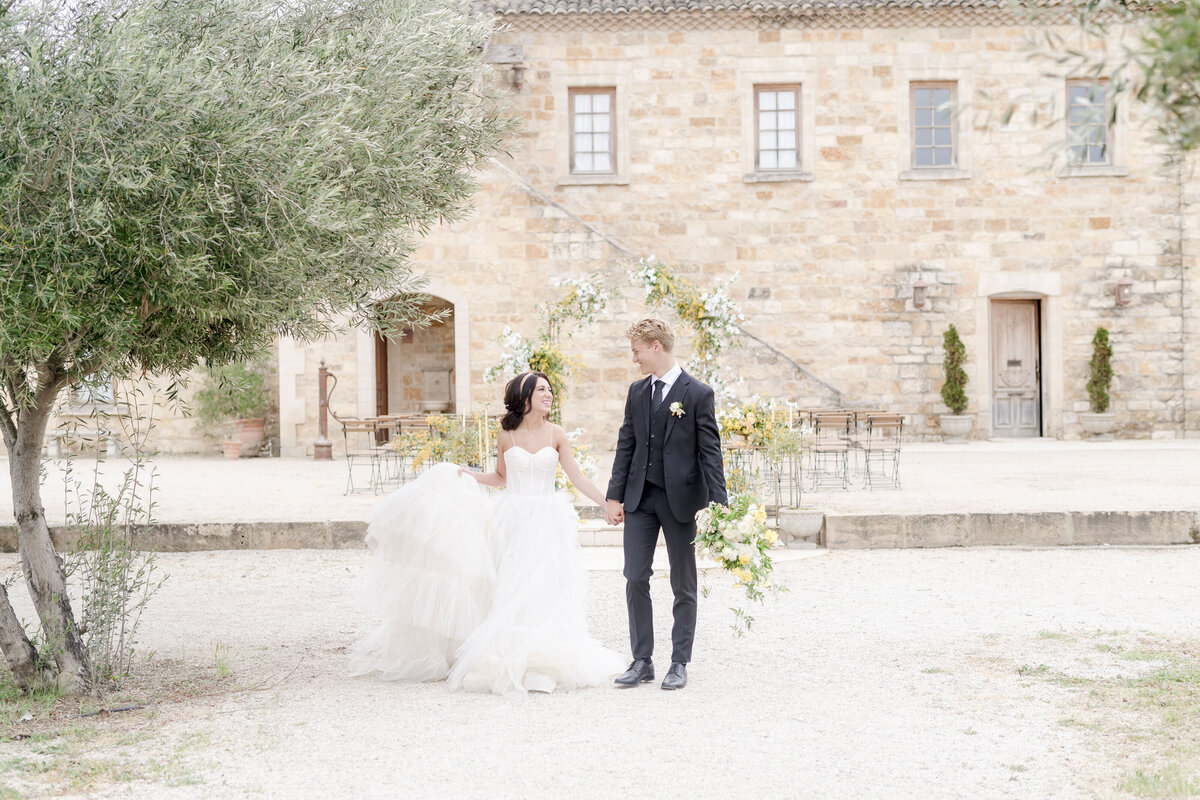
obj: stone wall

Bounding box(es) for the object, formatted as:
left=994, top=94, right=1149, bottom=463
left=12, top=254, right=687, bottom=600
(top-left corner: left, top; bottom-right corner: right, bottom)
left=47, top=347, right=281, bottom=457
left=74, top=8, right=1200, bottom=460
left=390, top=9, right=1196, bottom=449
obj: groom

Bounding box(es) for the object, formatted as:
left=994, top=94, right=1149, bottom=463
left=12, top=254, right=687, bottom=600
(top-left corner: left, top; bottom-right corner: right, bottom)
left=604, top=317, right=727, bottom=691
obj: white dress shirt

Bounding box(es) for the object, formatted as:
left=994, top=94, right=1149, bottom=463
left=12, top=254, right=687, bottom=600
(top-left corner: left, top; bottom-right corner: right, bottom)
left=650, top=362, right=683, bottom=400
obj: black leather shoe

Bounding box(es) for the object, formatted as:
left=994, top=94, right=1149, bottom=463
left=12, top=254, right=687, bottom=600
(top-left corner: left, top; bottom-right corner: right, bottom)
left=661, top=662, right=687, bottom=690
left=614, top=659, right=654, bottom=687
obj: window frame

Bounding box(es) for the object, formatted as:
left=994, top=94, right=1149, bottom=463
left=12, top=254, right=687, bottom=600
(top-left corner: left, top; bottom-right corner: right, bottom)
left=67, top=373, right=117, bottom=412
left=1065, top=79, right=1113, bottom=167
left=568, top=87, right=617, bottom=176
left=754, top=84, right=802, bottom=173
left=910, top=81, right=958, bottom=170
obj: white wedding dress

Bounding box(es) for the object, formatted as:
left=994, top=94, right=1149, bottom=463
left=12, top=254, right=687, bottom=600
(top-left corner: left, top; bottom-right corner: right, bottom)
left=349, top=448, right=624, bottom=697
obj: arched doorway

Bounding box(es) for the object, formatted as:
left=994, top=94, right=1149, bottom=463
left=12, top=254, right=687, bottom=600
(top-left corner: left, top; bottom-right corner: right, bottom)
left=374, top=296, right=457, bottom=416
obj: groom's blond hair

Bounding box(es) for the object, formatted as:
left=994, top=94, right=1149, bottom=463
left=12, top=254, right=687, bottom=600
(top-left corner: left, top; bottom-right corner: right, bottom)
left=626, top=317, right=675, bottom=352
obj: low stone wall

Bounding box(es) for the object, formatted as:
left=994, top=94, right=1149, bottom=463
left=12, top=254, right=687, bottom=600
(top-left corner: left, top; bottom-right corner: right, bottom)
left=3, top=510, right=1197, bottom=552
left=823, top=511, right=1200, bottom=549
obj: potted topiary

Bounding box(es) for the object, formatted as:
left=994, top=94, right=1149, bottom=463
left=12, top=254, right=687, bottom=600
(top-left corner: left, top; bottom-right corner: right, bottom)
left=939, top=324, right=972, bottom=443
left=1080, top=327, right=1115, bottom=440
left=194, top=360, right=271, bottom=457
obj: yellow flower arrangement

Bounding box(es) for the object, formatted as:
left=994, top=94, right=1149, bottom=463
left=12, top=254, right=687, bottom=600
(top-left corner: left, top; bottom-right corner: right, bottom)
left=694, top=493, right=784, bottom=636
left=395, top=413, right=499, bottom=473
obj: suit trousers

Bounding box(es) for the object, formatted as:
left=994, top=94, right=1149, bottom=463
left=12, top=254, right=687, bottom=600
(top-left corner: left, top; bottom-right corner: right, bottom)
left=622, top=483, right=699, bottom=664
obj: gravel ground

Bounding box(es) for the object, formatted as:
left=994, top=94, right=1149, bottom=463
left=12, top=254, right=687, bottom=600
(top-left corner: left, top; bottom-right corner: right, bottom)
left=4, top=545, right=1198, bottom=799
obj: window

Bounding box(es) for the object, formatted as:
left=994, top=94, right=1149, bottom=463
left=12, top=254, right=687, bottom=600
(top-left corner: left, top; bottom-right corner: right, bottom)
left=1067, top=80, right=1110, bottom=165
left=569, top=88, right=615, bottom=174
left=911, top=83, right=956, bottom=168
left=755, top=85, right=800, bottom=171
left=69, top=373, right=116, bottom=409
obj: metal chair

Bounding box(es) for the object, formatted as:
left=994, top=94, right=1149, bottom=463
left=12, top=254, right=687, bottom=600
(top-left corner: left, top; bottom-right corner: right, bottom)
left=863, top=413, right=903, bottom=490
left=390, top=413, right=435, bottom=483
left=810, top=411, right=853, bottom=490
left=341, top=418, right=389, bottom=494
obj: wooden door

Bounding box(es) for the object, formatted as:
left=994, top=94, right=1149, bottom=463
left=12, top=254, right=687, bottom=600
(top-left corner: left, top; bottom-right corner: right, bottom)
left=374, top=333, right=389, bottom=443
left=990, top=300, right=1041, bottom=437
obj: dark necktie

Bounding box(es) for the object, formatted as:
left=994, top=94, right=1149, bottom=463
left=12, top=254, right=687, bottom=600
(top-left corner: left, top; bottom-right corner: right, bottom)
left=651, top=379, right=665, bottom=412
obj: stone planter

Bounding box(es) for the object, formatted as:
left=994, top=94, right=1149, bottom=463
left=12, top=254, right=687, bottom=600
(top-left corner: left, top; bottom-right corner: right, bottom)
left=221, top=439, right=244, bottom=459
left=1079, top=412, right=1116, bottom=440
left=939, top=414, right=973, bottom=444
left=777, top=508, right=825, bottom=545
left=234, top=417, right=265, bottom=455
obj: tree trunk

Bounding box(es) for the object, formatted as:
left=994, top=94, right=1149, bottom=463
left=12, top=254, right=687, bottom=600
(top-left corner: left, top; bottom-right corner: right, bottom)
left=7, top=393, right=92, bottom=695
left=0, top=579, right=45, bottom=691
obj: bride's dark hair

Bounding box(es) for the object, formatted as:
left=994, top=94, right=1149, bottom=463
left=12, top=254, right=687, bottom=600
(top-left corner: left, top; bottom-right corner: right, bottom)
left=501, top=371, right=552, bottom=431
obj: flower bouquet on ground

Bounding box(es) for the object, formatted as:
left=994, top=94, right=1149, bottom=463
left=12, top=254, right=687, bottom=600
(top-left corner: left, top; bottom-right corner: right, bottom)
left=694, top=494, right=784, bottom=636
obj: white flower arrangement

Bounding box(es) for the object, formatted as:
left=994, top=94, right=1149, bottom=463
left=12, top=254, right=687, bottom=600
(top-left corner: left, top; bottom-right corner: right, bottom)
left=545, top=273, right=612, bottom=332
left=629, top=258, right=744, bottom=404
left=484, top=325, right=534, bottom=385
left=669, top=401, right=685, bottom=417
left=694, top=494, right=783, bottom=636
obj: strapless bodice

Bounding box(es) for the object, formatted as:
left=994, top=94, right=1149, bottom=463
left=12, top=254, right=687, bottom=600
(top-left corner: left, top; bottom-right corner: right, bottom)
left=503, top=446, right=559, bottom=497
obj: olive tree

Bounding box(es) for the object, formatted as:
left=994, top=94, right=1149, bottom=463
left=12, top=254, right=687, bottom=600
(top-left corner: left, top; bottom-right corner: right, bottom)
left=1028, top=0, right=1200, bottom=155
left=0, top=0, right=512, bottom=693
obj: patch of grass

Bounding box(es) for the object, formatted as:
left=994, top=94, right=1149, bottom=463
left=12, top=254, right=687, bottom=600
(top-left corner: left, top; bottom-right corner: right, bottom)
left=1021, top=639, right=1200, bottom=799
left=0, top=674, right=63, bottom=730
left=1047, top=673, right=1097, bottom=688
left=213, top=642, right=232, bottom=680
left=1091, top=629, right=1132, bottom=638
left=0, top=654, right=228, bottom=796
left=1118, top=764, right=1199, bottom=797
left=920, top=666, right=949, bottom=674
left=1039, top=630, right=1073, bottom=640
left=1057, top=717, right=1102, bottom=729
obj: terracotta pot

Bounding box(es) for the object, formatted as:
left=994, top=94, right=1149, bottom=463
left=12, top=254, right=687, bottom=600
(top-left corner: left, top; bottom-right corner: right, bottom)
left=1079, top=412, right=1116, bottom=440
left=221, top=440, right=244, bottom=459
left=939, top=414, right=973, bottom=444
left=234, top=417, right=265, bottom=455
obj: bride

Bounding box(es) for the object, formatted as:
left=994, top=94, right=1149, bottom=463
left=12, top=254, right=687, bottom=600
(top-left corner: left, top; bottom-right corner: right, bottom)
left=349, top=371, right=625, bottom=697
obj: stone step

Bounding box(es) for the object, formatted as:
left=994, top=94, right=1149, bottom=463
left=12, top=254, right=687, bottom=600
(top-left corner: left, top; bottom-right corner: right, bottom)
left=1, top=509, right=1195, bottom=551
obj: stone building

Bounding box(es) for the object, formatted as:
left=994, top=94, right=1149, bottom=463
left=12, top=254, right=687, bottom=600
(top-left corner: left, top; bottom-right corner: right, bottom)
left=274, top=0, right=1199, bottom=457
left=68, top=0, right=1200, bottom=457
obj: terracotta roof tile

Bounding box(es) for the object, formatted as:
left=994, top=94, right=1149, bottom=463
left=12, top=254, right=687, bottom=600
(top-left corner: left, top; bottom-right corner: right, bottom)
left=478, top=0, right=1055, bottom=15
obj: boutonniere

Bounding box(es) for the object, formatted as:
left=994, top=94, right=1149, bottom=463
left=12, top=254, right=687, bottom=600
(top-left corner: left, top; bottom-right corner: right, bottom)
left=669, top=401, right=685, bottom=418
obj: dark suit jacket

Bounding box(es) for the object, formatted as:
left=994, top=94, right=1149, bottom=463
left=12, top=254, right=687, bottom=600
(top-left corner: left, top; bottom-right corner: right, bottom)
left=607, top=369, right=728, bottom=524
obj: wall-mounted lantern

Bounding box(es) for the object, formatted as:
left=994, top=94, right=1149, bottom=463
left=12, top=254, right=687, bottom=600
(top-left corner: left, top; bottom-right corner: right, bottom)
left=912, top=279, right=930, bottom=310
left=1115, top=275, right=1133, bottom=307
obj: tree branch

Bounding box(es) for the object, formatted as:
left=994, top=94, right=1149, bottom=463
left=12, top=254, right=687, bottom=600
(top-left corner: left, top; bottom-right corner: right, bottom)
left=20, top=136, right=68, bottom=195
left=0, top=390, right=17, bottom=447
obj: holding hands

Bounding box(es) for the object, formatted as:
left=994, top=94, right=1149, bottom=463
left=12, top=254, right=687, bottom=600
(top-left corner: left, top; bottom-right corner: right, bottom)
left=603, top=499, right=624, bottom=526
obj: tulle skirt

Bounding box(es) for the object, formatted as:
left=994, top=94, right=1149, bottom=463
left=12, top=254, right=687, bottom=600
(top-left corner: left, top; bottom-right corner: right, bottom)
left=349, top=463, right=624, bottom=695
left=447, top=491, right=626, bottom=698
left=348, top=464, right=495, bottom=682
